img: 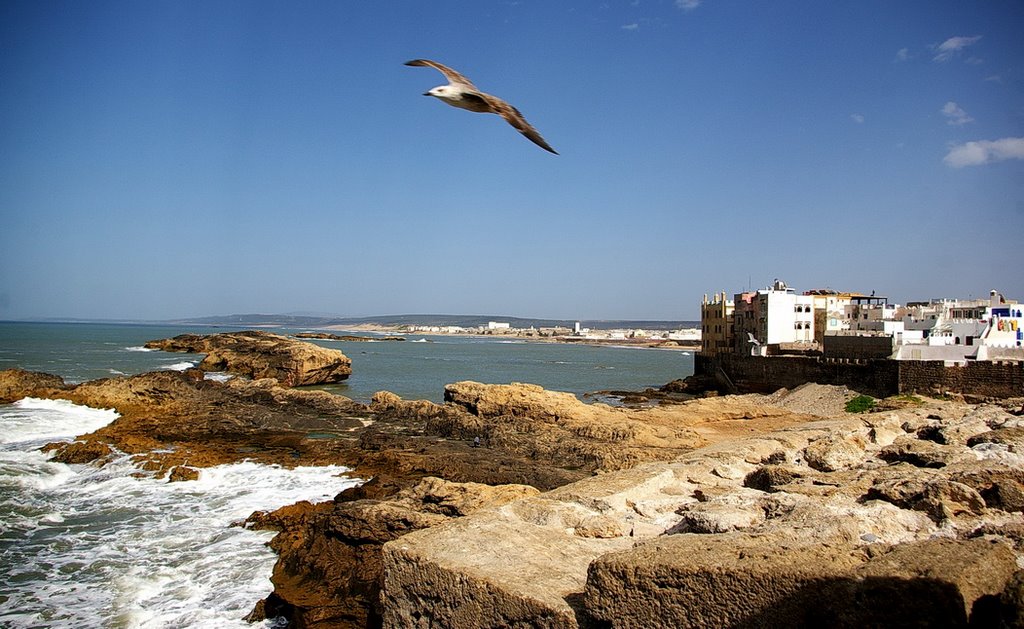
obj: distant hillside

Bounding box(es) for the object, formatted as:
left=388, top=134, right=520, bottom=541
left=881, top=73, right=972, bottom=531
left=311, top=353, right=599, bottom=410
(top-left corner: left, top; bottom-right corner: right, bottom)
left=170, top=313, right=699, bottom=331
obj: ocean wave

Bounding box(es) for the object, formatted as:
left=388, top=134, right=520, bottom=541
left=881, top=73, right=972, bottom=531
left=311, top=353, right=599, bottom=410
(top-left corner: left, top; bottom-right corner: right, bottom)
left=125, top=346, right=155, bottom=352
left=164, top=361, right=196, bottom=372
left=1, top=398, right=119, bottom=445
left=0, top=437, right=361, bottom=629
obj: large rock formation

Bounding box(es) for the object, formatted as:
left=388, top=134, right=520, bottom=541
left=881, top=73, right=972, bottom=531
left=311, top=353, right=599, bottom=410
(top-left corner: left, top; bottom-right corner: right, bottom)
left=249, top=477, right=539, bottom=627
left=0, top=367, right=367, bottom=472
left=145, top=330, right=352, bottom=386
left=379, top=392, right=1024, bottom=627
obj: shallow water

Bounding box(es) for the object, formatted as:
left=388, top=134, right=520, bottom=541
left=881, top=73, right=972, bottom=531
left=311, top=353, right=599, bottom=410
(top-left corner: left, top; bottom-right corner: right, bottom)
left=0, top=321, right=694, bottom=402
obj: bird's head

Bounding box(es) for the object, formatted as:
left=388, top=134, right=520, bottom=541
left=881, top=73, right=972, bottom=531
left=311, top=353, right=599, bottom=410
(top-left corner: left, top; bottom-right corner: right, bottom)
left=424, top=85, right=455, bottom=99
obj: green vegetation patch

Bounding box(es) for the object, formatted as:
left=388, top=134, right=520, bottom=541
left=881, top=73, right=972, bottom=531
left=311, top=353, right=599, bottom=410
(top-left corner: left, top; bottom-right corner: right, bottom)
left=845, top=395, right=877, bottom=414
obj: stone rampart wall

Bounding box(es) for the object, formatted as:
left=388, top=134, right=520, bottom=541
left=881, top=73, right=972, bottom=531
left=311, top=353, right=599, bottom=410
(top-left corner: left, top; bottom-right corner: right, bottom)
left=897, top=359, right=1024, bottom=398
left=698, top=354, right=1023, bottom=398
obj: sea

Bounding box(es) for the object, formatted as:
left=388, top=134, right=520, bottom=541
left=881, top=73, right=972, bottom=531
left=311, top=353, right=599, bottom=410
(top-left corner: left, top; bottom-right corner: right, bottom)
left=0, top=321, right=694, bottom=628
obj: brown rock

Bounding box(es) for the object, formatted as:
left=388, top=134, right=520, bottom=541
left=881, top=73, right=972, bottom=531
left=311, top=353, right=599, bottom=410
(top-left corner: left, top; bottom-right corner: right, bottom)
left=999, top=570, right=1024, bottom=628
left=433, top=381, right=803, bottom=472
left=0, top=368, right=70, bottom=402
left=865, top=476, right=987, bottom=522
left=266, top=477, right=538, bottom=628
left=47, top=439, right=113, bottom=464
left=744, top=464, right=807, bottom=492
left=949, top=467, right=1024, bottom=513
left=583, top=535, right=1017, bottom=627
left=879, top=435, right=959, bottom=468
left=145, top=330, right=352, bottom=386
left=584, top=533, right=865, bottom=628
left=970, top=426, right=1024, bottom=450
left=803, top=433, right=867, bottom=472
left=168, top=465, right=199, bottom=482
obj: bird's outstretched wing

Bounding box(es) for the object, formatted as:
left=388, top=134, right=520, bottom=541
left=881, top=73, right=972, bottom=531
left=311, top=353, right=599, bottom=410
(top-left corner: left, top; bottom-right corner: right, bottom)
left=481, top=93, right=559, bottom=155
left=404, top=59, right=478, bottom=89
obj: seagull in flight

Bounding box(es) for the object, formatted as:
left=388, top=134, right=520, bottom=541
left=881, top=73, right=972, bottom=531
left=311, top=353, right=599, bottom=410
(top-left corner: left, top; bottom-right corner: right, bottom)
left=405, top=59, right=558, bottom=155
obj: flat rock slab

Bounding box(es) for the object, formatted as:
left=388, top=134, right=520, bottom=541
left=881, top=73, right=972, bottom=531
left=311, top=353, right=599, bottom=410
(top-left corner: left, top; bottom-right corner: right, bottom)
left=585, top=536, right=1017, bottom=628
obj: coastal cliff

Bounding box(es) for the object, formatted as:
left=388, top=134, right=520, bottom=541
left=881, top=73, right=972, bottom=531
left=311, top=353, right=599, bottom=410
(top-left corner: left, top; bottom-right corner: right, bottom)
left=3, top=338, right=1023, bottom=627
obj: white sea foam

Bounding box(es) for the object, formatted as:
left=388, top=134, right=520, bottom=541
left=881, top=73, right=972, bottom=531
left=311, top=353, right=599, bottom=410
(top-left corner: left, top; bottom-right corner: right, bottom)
left=1, top=398, right=119, bottom=445
left=0, top=400, right=362, bottom=628
left=125, top=346, right=155, bottom=352
left=164, top=361, right=196, bottom=372
left=204, top=372, right=234, bottom=383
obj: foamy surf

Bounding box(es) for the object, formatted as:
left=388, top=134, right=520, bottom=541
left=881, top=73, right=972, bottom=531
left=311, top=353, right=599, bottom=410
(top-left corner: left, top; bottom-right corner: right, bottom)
left=0, top=400, right=361, bottom=628
left=164, top=361, right=196, bottom=372
left=1, top=398, right=119, bottom=445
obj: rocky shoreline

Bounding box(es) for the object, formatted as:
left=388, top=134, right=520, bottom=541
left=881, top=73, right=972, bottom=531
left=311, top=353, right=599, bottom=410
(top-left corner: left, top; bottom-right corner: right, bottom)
left=1, top=331, right=1022, bottom=627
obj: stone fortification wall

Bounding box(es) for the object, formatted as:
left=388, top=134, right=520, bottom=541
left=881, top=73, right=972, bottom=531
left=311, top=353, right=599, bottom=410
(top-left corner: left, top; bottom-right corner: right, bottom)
left=898, top=359, right=1024, bottom=398
left=699, top=354, right=1024, bottom=398
left=699, top=354, right=900, bottom=398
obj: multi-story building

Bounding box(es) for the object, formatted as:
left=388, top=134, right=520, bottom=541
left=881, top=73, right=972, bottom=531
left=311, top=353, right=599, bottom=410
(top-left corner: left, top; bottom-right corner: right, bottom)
left=700, top=292, right=734, bottom=356
left=731, top=292, right=757, bottom=355
left=702, top=281, right=1022, bottom=363
left=804, top=289, right=853, bottom=345
left=748, top=280, right=815, bottom=354
left=700, top=280, right=815, bottom=357
left=893, top=291, right=1022, bottom=361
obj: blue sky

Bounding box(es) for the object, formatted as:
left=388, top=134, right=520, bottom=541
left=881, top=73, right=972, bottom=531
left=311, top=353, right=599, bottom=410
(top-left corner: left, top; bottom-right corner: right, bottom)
left=1, top=1, right=1022, bottom=321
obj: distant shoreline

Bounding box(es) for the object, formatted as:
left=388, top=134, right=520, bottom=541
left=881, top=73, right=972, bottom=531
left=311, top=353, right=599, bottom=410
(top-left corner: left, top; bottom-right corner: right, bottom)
left=321, top=323, right=701, bottom=352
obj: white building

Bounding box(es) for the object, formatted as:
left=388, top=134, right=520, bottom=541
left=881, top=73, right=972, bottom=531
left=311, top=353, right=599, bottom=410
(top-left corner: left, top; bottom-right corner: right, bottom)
left=747, top=280, right=816, bottom=354
left=893, top=290, right=1022, bottom=362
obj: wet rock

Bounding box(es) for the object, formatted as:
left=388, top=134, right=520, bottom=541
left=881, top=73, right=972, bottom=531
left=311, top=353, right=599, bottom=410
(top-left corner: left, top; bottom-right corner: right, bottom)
left=168, top=465, right=199, bottom=482
left=46, top=439, right=113, bottom=464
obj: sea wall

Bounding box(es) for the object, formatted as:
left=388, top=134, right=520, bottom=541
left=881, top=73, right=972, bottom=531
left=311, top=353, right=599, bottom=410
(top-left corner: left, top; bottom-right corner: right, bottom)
left=898, top=359, right=1024, bottom=399
left=697, top=354, right=1024, bottom=399
left=699, top=354, right=900, bottom=397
